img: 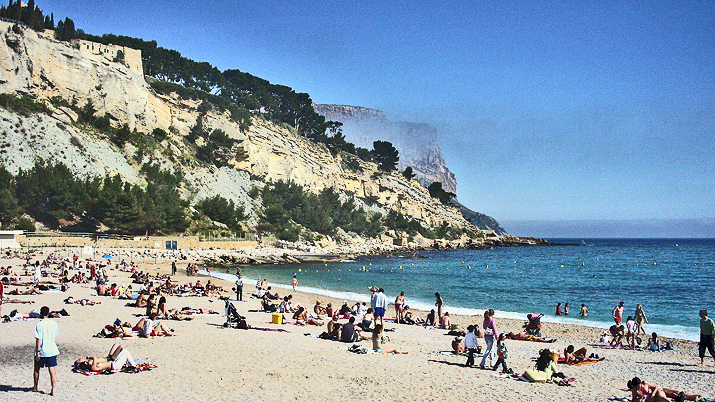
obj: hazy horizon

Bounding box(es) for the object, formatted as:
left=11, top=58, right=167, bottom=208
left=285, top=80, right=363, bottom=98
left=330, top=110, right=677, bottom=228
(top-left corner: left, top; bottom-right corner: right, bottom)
left=502, top=218, right=715, bottom=239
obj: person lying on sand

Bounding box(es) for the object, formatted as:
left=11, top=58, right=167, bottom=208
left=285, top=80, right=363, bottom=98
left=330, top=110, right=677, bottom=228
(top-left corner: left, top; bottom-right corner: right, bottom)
left=627, top=376, right=700, bottom=402
left=8, top=308, right=68, bottom=319
left=505, top=332, right=555, bottom=343
left=2, top=298, right=34, bottom=304
left=293, top=307, right=323, bottom=326
left=563, top=345, right=601, bottom=364
left=74, top=344, right=138, bottom=372
left=371, top=325, right=407, bottom=354
left=8, top=287, right=43, bottom=295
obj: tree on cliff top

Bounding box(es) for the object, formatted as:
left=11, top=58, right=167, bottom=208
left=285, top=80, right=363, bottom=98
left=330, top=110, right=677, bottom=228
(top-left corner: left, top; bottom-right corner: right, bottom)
left=372, top=140, right=399, bottom=172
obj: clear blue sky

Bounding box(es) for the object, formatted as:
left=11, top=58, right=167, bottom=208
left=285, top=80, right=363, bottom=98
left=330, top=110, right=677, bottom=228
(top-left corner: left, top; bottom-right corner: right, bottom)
left=40, top=1, right=715, bottom=233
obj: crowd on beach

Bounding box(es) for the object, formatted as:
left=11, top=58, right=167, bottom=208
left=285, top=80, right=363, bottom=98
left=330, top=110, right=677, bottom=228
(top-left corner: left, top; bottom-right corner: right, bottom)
left=2, top=249, right=714, bottom=401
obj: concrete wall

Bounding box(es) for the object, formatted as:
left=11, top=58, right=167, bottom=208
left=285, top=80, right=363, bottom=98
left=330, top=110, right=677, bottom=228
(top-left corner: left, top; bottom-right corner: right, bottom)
left=16, top=235, right=257, bottom=251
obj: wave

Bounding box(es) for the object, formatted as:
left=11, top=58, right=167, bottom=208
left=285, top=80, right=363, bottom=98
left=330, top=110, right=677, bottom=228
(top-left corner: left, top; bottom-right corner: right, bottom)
left=197, top=270, right=699, bottom=341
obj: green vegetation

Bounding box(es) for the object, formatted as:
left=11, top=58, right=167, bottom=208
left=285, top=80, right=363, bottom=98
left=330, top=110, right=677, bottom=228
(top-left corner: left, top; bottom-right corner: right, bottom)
left=194, top=195, right=246, bottom=232
left=428, top=181, right=456, bottom=205
left=0, top=93, right=51, bottom=116
left=0, top=0, right=54, bottom=31
left=256, top=181, right=382, bottom=242
left=0, top=162, right=188, bottom=234
left=372, top=140, right=399, bottom=171
left=402, top=166, right=416, bottom=180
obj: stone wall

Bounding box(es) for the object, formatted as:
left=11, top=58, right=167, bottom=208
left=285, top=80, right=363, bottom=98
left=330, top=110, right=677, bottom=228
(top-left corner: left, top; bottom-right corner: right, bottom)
left=74, top=39, right=143, bottom=75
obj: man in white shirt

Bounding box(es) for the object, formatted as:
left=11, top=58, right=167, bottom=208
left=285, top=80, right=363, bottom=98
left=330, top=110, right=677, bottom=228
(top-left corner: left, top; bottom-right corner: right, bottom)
left=32, top=306, right=59, bottom=396
left=464, top=325, right=480, bottom=367
left=374, top=288, right=388, bottom=328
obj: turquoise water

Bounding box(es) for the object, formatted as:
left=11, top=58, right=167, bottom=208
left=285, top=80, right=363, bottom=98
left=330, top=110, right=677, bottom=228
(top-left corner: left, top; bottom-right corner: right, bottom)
left=206, top=238, right=714, bottom=341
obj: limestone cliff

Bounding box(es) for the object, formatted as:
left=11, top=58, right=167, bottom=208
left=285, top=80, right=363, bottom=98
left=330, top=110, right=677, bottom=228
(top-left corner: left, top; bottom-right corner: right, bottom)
left=0, top=22, right=481, bottom=236
left=313, top=104, right=458, bottom=194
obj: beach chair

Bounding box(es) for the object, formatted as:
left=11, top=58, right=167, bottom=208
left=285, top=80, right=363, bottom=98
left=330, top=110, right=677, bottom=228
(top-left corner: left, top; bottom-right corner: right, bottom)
left=524, top=313, right=543, bottom=337
left=222, top=297, right=246, bottom=328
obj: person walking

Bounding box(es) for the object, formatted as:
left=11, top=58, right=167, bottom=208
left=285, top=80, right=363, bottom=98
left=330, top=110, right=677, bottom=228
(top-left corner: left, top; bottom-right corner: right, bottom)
left=32, top=306, right=59, bottom=396
left=699, top=309, right=715, bottom=367
left=292, top=275, right=298, bottom=292
left=612, top=301, right=625, bottom=325
left=635, top=304, right=648, bottom=335
left=235, top=275, right=243, bottom=301
left=464, top=325, right=480, bottom=367
left=374, top=288, right=388, bottom=328
left=480, top=309, right=499, bottom=368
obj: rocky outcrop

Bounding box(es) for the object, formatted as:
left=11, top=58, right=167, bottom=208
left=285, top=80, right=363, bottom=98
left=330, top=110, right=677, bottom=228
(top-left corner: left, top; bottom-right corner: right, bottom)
left=314, top=104, right=458, bottom=193
left=0, top=23, right=479, bottom=235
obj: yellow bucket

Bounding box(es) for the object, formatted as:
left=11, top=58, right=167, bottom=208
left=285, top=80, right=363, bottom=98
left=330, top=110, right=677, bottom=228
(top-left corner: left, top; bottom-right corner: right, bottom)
left=272, top=313, right=282, bottom=324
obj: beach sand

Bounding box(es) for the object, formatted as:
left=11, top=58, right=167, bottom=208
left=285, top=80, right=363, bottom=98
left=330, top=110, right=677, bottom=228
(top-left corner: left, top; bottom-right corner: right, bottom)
left=1, top=252, right=713, bottom=402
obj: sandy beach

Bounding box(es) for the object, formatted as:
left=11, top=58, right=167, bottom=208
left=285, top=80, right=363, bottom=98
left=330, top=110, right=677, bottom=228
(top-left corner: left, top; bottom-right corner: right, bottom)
left=1, top=250, right=713, bottom=402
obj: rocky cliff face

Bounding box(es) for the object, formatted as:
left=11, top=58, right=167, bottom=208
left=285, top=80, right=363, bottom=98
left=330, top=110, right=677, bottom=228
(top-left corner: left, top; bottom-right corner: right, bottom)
left=313, top=104, right=458, bottom=194
left=0, top=23, right=478, bottom=234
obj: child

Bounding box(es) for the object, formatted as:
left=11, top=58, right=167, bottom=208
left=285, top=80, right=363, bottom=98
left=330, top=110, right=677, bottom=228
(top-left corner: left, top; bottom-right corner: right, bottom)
left=493, top=333, right=510, bottom=372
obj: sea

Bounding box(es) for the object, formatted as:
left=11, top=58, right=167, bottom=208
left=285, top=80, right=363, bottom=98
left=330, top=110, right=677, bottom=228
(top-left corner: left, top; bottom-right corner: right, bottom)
left=201, top=238, right=714, bottom=341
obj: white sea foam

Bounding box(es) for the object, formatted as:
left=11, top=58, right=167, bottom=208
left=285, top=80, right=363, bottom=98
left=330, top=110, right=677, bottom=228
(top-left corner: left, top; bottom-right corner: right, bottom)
left=197, top=270, right=699, bottom=341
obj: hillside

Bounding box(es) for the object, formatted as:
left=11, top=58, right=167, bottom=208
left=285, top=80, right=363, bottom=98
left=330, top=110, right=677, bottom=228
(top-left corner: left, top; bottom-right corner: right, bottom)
left=0, top=21, right=491, bottom=245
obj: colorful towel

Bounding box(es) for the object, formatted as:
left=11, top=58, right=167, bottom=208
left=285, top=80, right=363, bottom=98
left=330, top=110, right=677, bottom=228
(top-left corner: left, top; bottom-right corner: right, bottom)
left=558, top=357, right=605, bottom=366
left=72, top=362, right=157, bottom=376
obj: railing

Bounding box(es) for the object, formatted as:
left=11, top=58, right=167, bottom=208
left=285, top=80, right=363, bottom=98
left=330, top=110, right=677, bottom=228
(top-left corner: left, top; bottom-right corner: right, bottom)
left=22, top=232, right=144, bottom=241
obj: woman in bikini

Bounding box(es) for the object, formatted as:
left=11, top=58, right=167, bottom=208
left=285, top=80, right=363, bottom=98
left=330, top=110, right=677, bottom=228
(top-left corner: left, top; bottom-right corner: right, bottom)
left=395, top=291, right=406, bottom=324
left=371, top=324, right=407, bottom=354
left=635, top=304, right=649, bottom=336
left=293, top=307, right=323, bottom=326
left=628, top=377, right=700, bottom=402
left=435, top=292, right=443, bottom=321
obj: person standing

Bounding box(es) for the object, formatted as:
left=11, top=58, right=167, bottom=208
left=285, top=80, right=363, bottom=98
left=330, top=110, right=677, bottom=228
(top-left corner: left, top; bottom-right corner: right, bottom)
left=395, top=291, right=406, bottom=324
left=635, top=304, right=648, bottom=335
left=235, top=275, right=243, bottom=301
left=292, top=275, right=298, bottom=292
left=480, top=309, right=499, bottom=368
left=374, top=288, right=388, bottom=328
left=699, top=309, right=715, bottom=367
left=435, top=292, right=444, bottom=321
left=32, top=306, right=59, bottom=396
left=564, top=303, right=570, bottom=315
left=580, top=304, right=588, bottom=317
left=612, top=301, right=625, bottom=325
left=171, top=260, right=177, bottom=276
left=555, top=302, right=562, bottom=315
left=464, top=325, right=480, bottom=367
left=492, top=334, right=509, bottom=372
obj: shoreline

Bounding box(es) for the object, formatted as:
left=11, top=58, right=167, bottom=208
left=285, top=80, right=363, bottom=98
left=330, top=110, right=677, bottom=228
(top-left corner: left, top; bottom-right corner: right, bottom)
left=1, top=251, right=713, bottom=401
left=198, top=268, right=700, bottom=345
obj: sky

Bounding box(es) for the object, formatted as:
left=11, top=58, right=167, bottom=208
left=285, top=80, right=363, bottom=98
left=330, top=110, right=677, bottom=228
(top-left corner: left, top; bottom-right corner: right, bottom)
left=40, top=1, right=715, bottom=237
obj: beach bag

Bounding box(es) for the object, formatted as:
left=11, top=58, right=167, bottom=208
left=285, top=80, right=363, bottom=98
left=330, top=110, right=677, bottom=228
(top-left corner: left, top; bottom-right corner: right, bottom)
left=523, top=369, right=548, bottom=382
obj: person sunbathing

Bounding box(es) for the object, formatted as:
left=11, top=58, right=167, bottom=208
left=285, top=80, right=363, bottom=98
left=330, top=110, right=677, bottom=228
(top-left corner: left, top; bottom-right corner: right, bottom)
left=627, top=376, right=700, bottom=402
left=563, top=345, right=600, bottom=364
left=371, top=325, right=407, bottom=354
left=646, top=332, right=662, bottom=352
left=313, top=301, right=327, bottom=315
left=134, top=314, right=174, bottom=336
left=134, top=292, right=149, bottom=307
left=452, top=336, right=466, bottom=354
left=440, top=312, right=452, bottom=329
left=74, top=344, right=138, bottom=372
left=293, top=307, right=323, bottom=326
left=2, top=298, right=34, bottom=304
left=8, top=287, right=43, bottom=295
left=426, top=309, right=437, bottom=326
left=505, top=332, right=555, bottom=343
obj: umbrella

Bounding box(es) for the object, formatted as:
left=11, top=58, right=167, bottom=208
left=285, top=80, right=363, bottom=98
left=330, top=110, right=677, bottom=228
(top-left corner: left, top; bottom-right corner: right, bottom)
left=102, top=254, right=113, bottom=259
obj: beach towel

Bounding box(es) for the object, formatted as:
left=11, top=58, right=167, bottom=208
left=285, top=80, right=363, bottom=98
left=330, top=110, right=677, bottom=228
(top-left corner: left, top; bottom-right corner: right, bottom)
left=251, top=327, right=289, bottom=333
left=596, top=344, right=643, bottom=351
left=72, top=362, right=157, bottom=376
left=557, top=357, right=605, bottom=366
